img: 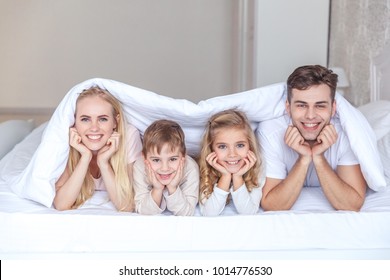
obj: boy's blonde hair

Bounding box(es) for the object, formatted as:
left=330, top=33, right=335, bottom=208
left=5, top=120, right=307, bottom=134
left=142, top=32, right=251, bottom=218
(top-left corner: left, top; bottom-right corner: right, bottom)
left=142, top=119, right=186, bottom=157
left=68, top=86, right=133, bottom=211
left=198, top=109, right=262, bottom=202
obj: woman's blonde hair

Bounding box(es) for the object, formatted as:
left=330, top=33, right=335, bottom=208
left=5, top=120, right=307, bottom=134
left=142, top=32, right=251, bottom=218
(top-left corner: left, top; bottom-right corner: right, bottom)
left=68, top=86, right=133, bottom=211
left=198, top=109, right=262, bottom=202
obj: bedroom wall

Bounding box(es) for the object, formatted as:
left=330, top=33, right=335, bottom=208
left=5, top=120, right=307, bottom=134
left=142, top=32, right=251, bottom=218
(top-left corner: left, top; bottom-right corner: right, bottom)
left=0, top=0, right=235, bottom=110
left=329, top=0, right=390, bottom=106
left=0, top=0, right=332, bottom=121
left=254, top=0, right=329, bottom=87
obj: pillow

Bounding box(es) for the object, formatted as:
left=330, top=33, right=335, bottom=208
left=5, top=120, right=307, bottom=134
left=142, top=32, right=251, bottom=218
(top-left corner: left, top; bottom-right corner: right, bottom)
left=377, top=132, right=390, bottom=185
left=0, top=119, right=35, bottom=159
left=358, top=100, right=390, bottom=140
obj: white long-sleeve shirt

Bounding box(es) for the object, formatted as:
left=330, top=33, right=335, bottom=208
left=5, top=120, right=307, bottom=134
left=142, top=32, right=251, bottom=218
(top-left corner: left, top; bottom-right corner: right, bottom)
left=199, top=176, right=265, bottom=216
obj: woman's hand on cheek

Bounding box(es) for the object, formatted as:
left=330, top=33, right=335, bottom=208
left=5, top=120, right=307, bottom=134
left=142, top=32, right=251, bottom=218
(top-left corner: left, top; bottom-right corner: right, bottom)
left=69, top=127, right=91, bottom=157
left=97, top=132, right=120, bottom=163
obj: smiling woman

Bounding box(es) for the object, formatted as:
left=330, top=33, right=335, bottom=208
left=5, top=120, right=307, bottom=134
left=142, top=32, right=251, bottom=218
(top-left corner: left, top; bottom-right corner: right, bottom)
left=54, top=86, right=143, bottom=211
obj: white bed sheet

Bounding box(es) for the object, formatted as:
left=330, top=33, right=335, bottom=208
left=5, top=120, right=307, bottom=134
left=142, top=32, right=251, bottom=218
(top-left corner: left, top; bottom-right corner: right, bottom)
left=1, top=179, right=390, bottom=259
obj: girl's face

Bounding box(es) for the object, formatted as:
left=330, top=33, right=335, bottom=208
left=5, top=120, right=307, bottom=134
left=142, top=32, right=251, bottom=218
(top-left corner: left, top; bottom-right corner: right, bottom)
left=146, top=144, right=184, bottom=186
left=74, top=96, right=118, bottom=152
left=211, top=127, right=250, bottom=174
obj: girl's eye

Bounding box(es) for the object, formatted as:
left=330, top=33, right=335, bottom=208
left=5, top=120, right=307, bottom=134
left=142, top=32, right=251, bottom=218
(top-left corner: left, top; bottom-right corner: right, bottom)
left=217, top=144, right=227, bottom=150
left=237, top=143, right=245, bottom=148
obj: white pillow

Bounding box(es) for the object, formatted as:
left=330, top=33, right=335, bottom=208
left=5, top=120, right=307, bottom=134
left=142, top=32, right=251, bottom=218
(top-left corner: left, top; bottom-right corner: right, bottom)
left=378, top=132, right=390, bottom=185
left=0, top=119, right=35, bottom=159
left=358, top=100, right=390, bottom=140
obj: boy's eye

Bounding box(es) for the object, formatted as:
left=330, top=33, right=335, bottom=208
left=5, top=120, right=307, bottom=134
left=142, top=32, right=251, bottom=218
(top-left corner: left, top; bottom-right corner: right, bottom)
left=151, top=158, right=160, bottom=163
left=170, top=157, right=178, bottom=162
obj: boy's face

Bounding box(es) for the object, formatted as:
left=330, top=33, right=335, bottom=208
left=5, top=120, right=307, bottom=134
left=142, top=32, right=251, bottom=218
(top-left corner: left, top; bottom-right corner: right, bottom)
left=286, top=84, right=336, bottom=142
left=145, top=144, right=184, bottom=186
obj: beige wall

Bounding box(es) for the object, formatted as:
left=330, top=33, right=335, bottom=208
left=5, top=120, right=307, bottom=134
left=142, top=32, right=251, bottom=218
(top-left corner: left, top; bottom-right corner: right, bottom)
left=0, top=0, right=333, bottom=116
left=0, top=0, right=235, bottom=109
left=255, top=0, right=329, bottom=87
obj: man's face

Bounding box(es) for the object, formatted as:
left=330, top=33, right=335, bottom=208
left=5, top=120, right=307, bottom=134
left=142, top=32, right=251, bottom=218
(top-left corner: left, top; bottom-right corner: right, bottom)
left=286, top=84, right=336, bottom=142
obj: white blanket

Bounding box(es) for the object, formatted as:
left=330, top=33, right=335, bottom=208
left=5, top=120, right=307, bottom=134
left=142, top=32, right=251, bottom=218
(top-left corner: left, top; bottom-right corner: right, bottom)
left=0, top=78, right=386, bottom=207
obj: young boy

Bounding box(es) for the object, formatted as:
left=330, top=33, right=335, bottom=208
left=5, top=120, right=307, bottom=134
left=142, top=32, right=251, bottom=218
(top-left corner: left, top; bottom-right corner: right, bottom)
left=133, top=119, right=199, bottom=215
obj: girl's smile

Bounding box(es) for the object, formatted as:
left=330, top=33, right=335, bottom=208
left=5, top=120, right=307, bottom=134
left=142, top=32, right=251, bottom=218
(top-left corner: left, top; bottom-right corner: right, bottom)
left=212, top=127, right=249, bottom=174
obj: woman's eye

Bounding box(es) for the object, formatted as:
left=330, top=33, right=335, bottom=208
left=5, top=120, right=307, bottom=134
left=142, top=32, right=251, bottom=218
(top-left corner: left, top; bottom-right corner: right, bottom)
left=99, top=117, right=108, bottom=122
left=81, top=117, right=89, bottom=122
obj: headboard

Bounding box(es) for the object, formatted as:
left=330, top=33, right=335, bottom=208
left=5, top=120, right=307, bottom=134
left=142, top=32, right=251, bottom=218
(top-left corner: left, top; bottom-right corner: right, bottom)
left=370, top=43, right=390, bottom=101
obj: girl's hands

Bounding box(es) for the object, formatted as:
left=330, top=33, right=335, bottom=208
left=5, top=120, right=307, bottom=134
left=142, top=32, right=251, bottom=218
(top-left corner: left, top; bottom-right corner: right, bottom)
left=235, top=150, right=257, bottom=177
left=206, top=152, right=230, bottom=175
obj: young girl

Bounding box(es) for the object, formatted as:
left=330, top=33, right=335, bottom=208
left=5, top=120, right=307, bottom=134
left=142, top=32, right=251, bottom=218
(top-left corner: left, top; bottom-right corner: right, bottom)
left=198, top=109, right=264, bottom=216
left=54, top=86, right=142, bottom=211
left=133, top=119, right=199, bottom=216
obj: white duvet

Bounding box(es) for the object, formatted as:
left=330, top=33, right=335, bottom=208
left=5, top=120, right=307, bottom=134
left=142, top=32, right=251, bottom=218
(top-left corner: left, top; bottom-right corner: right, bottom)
left=0, top=78, right=386, bottom=207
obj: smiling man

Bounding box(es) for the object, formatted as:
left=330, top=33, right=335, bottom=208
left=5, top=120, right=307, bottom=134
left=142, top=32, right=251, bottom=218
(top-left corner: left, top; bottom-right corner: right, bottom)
left=258, top=65, right=367, bottom=211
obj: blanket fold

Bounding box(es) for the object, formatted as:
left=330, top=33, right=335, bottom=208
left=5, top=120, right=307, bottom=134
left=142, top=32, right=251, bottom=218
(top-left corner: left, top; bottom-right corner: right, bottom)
left=1, top=78, right=386, bottom=207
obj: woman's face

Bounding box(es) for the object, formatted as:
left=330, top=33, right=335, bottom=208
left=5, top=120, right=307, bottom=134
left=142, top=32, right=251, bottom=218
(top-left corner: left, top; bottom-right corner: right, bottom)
left=74, top=96, right=117, bottom=152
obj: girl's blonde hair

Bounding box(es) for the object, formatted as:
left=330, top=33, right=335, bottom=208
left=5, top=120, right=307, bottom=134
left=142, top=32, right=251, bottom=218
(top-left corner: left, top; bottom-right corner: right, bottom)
left=68, top=86, right=133, bottom=211
left=198, top=109, right=262, bottom=202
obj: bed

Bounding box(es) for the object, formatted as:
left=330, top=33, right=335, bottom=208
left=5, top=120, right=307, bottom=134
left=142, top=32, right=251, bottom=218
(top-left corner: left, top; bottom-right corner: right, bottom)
left=1, top=64, right=390, bottom=261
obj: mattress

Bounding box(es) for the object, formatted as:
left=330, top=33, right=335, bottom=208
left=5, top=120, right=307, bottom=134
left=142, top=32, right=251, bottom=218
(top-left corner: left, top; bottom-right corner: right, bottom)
left=1, top=177, right=390, bottom=259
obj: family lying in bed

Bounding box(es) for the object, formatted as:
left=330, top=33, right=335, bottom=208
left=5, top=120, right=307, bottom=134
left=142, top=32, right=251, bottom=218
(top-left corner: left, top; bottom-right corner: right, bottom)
left=53, top=65, right=368, bottom=215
